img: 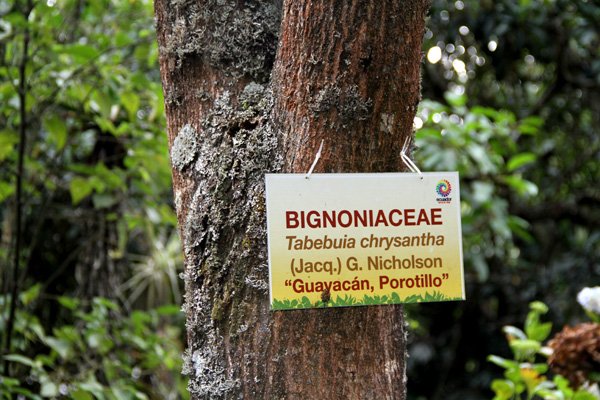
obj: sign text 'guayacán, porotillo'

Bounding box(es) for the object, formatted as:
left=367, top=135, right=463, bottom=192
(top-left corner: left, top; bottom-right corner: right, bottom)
left=265, top=173, right=465, bottom=310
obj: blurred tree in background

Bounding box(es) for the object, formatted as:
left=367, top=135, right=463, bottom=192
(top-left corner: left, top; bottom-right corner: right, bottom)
left=0, top=0, right=598, bottom=398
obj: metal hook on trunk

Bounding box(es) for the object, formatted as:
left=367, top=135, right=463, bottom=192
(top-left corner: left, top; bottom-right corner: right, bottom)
left=401, top=136, right=423, bottom=179
left=305, top=139, right=324, bottom=179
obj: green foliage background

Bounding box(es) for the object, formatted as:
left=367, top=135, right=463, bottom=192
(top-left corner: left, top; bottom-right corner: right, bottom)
left=0, top=0, right=598, bottom=398
left=408, top=1, right=600, bottom=399
left=0, top=0, right=186, bottom=397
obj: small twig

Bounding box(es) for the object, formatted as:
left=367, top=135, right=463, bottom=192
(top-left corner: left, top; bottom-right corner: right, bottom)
left=4, top=0, right=32, bottom=374
left=305, top=140, right=324, bottom=179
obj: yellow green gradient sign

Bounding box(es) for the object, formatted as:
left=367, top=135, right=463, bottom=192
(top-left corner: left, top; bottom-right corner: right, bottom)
left=265, top=172, right=465, bottom=310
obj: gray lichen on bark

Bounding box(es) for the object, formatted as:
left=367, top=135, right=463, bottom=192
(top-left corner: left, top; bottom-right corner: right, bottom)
left=179, top=85, right=281, bottom=398
left=171, top=124, right=199, bottom=171
left=338, top=85, right=373, bottom=121
left=310, top=83, right=372, bottom=121
left=166, top=0, right=281, bottom=80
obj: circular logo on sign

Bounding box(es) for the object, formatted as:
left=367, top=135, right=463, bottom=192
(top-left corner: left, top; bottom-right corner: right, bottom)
left=436, top=180, right=452, bottom=197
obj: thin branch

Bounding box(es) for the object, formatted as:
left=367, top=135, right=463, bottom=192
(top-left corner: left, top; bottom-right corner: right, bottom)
left=3, top=0, right=32, bottom=374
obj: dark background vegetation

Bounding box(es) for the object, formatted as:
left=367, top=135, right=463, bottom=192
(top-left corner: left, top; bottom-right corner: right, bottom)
left=0, top=0, right=598, bottom=398
left=408, top=1, right=600, bottom=399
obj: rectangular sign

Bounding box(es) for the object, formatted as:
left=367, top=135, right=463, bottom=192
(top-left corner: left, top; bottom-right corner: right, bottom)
left=265, top=172, right=465, bottom=310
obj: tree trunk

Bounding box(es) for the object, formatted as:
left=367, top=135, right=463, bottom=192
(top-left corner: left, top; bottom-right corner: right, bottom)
left=154, top=0, right=430, bottom=398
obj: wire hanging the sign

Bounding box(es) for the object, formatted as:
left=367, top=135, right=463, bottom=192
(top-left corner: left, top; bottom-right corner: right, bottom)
left=401, top=136, right=423, bottom=179
left=305, top=139, right=324, bottom=179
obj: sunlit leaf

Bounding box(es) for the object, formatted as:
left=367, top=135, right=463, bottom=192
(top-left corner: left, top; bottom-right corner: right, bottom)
left=69, top=177, right=93, bottom=205
left=92, top=193, right=117, bottom=209
left=491, top=379, right=514, bottom=399
left=43, top=114, right=67, bottom=150
left=487, top=355, right=518, bottom=370
left=58, top=296, right=80, bottom=310
left=502, top=325, right=527, bottom=341
left=3, top=354, right=36, bottom=368
left=54, top=43, right=100, bottom=62
left=71, top=390, right=95, bottom=400
left=573, top=391, right=600, bottom=400
left=0, top=181, right=16, bottom=203
left=504, top=175, right=539, bottom=197
left=90, top=89, right=113, bottom=119
left=121, top=92, right=140, bottom=122
left=0, top=129, right=19, bottom=161
left=44, top=337, right=73, bottom=359
left=20, top=283, right=42, bottom=306
left=93, top=297, right=119, bottom=310
left=509, top=339, right=541, bottom=360
left=507, top=216, right=534, bottom=243
left=39, top=375, right=59, bottom=397
left=506, top=153, right=536, bottom=172
left=444, top=91, right=467, bottom=107
left=156, top=304, right=181, bottom=316
left=115, top=32, right=133, bottom=47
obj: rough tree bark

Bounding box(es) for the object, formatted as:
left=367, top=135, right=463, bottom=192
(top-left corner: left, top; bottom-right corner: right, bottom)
left=154, top=0, right=430, bottom=398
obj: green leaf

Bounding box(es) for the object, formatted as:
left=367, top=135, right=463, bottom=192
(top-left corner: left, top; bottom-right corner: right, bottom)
left=554, top=375, right=574, bottom=396
left=71, top=390, right=95, bottom=400
left=530, top=301, right=549, bottom=314
left=44, top=337, right=73, bottom=359
left=487, top=355, right=518, bottom=370
left=78, top=375, right=106, bottom=398
left=509, top=339, right=541, bottom=360
left=70, top=177, right=94, bottom=205
left=115, top=32, right=133, bottom=47
left=502, top=326, right=527, bottom=340
left=531, top=363, right=548, bottom=374
left=4, top=11, right=27, bottom=29
left=39, top=375, right=59, bottom=397
left=94, top=297, right=119, bottom=310
left=491, top=379, right=514, bottom=399
left=0, top=129, right=19, bottom=161
left=507, top=216, right=535, bottom=243
left=470, top=106, right=499, bottom=119
left=0, top=375, right=20, bottom=387
left=28, top=319, right=47, bottom=342
left=20, top=283, right=42, bottom=306
left=55, top=43, right=100, bottom=62
left=444, top=91, right=467, bottom=107
left=467, top=143, right=497, bottom=174
left=91, top=89, right=113, bottom=119
left=43, top=115, right=67, bottom=150
left=573, top=392, right=600, bottom=400
left=121, top=92, right=140, bottom=122
left=0, top=181, right=16, bottom=204
left=132, top=310, right=153, bottom=325
left=3, top=354, right=36, bottom=368
left=57, top=296, right=80, bottom=310
left=526, top=321, right=552, bottom=342
left=472, top=181, right=494, bottom=204
left=471, top=253, right=489, bottom=282
left=86, top=332, right=103, bottom=349
left=156, top=304, right=181, bottom=315
left=504, top=175, right=539, bottom=197
left=507, top=153, right=536, bottom=172
left=533, top=380, right=559, bottom=398
left=519, top=116, right=544, bottom=135
left=88, top=175, right=106, bottom=193
left=111, top=387, right=132, bottom=400
left=92, top=193, right=117, bottom=209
